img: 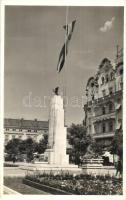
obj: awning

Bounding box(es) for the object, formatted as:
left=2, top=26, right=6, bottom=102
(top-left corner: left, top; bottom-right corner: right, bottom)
left=115, top=103, right=121, bottom=110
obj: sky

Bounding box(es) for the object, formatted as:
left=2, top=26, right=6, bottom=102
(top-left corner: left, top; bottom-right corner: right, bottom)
left=4, top=6, right=124, bottom=126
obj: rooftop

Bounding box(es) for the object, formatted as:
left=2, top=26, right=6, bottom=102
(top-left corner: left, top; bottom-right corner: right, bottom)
left=4, top=118, right=49, bottom=130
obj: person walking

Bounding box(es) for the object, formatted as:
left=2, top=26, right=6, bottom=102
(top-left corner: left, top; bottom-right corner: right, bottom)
left=116, top=159, right=122, bottom=178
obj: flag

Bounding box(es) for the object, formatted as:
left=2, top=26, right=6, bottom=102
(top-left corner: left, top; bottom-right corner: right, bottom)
left=57, top=20, right=76, bottom=73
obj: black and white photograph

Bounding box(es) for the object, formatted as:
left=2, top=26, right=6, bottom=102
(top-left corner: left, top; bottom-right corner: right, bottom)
left=1, top=1, right=125, bottom=196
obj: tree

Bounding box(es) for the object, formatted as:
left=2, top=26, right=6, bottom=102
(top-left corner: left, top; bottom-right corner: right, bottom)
left=5, top=138, right=22, bottom=157
left=5, top=137, right=38, bottom=162
left=24, top=138, right=38, bottom=162
left=67, top=123, right=91, bottom=164
left=35, top=134, right=48, bottom=154
left=110, top=132, right=123, bottom=160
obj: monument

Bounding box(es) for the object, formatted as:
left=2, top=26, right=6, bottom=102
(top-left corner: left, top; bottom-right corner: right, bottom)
left=45, top=87, right=69, bottom=165
left=21, top=87, right=81, bottom=172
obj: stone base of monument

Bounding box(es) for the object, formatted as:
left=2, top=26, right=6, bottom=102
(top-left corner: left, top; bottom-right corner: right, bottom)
left=45, top=148, right=70, bottom=166
left=20, top=162, right=82, bottom=173
left=82, top=165, right=116, bottom=176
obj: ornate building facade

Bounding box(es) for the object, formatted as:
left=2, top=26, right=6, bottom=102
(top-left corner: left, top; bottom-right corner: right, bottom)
left=84, top=48, right=123, bottom=146
left=4, top=118, right=49, bottom=145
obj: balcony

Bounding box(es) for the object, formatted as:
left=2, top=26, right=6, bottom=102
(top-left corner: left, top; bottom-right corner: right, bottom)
left=93, top=112, right=115, bottom=123
left=93, top=132, right=115, bottom=139
left=86, top=90, right=122, bottom=107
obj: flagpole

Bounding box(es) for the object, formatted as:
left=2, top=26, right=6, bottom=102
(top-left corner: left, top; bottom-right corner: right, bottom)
left=63, top=6, right=69, bottom=127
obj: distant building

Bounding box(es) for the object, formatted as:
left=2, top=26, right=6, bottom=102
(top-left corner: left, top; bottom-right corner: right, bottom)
left=84, top=48, right=123, bottom=146
left=4, top=118, right=49, bottom=145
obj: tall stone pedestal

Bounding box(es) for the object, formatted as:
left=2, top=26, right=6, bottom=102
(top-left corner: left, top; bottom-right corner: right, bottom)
left=45, top=94, right=69, bottom=166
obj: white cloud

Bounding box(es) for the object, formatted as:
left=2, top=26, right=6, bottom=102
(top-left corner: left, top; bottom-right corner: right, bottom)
left=100, top=17, right=115, bottom=33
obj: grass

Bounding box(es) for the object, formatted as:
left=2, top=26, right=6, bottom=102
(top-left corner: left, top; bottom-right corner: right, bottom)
left=4, top=177, right=49, bottom=195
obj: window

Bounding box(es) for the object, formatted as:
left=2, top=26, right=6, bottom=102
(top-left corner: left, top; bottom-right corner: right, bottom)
left=102, top=107, right=105, bottom=115
left=92, top=94, right=94, bottom=101
left=5, top=135, right=9, bottom=140
left=34, top=130, right=37, bottom=133
left=5, top=128, right=9, bottom=131
left=102, top=90, right=106, bottom=97
left=12, top=128, right=16, bottom=131
left=109, top=121, right=113, bottom=132
left=19, top=129, right=22, bottom=132
left=110, top=72, right=114, bottom=80
left=109, top=103, right=113, bottom=112
left=109, top=87, right=113, bottom=95
left=5, top=135, right=9, bottom=143
left=120, top=69, right=123, bottom=75
left=91, top=82, right=94, bottom=87
left=28, top=130, right=31, bottom=132
left=102, top=123, right=106, bottom=133
left=101, top=77, right=105, bottom=85
left=106, top=74, right=109, bottom=82
left=12, top=135, right=15, bottom=139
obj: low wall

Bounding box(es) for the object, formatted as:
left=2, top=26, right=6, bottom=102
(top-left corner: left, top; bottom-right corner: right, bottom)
left=82, top=165, right=116, bottom=176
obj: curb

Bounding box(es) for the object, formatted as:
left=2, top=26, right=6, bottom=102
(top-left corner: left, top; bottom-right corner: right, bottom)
left=23, top=178, right=73, bottom=195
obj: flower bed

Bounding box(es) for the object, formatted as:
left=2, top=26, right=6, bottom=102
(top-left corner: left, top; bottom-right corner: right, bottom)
left=4, top=163, right=19, bottom=167
left=24, top=171, right=122, bottom=195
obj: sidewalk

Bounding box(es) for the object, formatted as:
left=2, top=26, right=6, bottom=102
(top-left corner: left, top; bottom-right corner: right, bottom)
left=4, top=186, right=22, bottom=195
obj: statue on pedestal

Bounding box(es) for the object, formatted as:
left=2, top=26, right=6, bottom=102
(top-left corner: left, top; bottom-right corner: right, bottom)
left=53, top=87, right=59, bottom=95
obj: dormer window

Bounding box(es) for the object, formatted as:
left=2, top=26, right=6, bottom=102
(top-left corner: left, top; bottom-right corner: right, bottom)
left=91, top=82, right=94, bottom=87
